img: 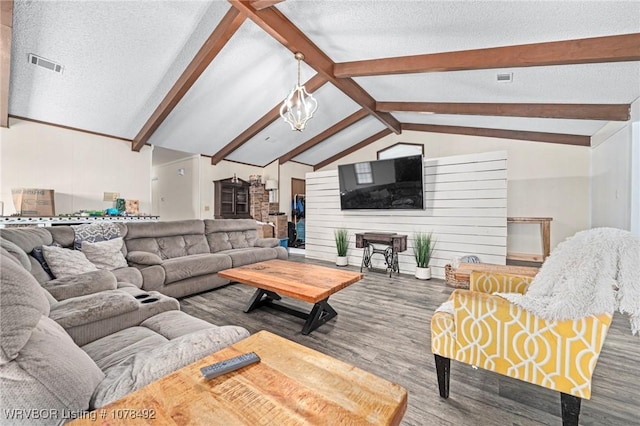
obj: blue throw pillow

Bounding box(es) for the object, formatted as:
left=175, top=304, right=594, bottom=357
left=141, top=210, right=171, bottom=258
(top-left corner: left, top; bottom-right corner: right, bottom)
left=31, top=246, right=56, bottom=279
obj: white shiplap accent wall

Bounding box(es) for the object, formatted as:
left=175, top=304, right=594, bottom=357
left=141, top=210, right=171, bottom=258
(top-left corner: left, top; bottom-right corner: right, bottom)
left=305, top=151, right=508, bottom=279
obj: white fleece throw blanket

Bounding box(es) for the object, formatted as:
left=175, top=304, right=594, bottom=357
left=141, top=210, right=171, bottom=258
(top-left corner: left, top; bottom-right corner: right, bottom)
left=496, top=228, right=640, bottom=335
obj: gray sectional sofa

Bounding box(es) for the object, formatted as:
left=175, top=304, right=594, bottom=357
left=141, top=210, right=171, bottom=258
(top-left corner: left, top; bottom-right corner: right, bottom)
left=124, top=219, right=288, bottom=297
left=0, top=218, right=287, bottom=424
left=0, top=241, right=249, bottom=425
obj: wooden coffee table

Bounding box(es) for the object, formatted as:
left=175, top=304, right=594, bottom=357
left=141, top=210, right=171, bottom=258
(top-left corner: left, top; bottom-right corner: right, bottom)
left=70, top=331, right=407, bottom=425
left=218, top=260, right=363, bottom=335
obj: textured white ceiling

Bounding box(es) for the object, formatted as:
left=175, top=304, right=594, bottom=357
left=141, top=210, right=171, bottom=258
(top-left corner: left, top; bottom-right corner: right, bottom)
left=226, top=83, right=361, bottom=166
left=280, top=0, right=640, bottom=62
left=293, top=116, right=386, bottom=165
left=10, top=0, right=216, bottom=138
left=148, top=18, right=317, bottom=156
left=9, top=0, right=640, bottom=167
left=356, top=62, right=640, bottom=104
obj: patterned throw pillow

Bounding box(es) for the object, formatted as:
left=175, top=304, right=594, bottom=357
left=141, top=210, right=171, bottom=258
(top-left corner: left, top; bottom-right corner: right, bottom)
left=42, top=245, right=98, bottom=278
left=71, top=223, right=120, bottom=250
left=81, top=238, right=128, bottom=271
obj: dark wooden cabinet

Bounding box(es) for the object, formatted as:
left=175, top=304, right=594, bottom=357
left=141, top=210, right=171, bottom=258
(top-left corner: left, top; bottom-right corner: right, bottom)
left=214, top=178, right=251, bottom=219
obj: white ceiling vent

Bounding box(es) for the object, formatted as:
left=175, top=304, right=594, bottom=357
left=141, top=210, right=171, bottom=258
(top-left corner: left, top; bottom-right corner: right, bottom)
left=28, top=54, right=63, bottom=74
left=496, top=72, right=513, bottom=83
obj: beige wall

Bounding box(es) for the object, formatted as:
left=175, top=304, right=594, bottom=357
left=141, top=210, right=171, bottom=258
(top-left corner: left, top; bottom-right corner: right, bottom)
left=316, top=131, right=591, bottom=254
left=0, top=118, right=152, bottom=216
left=152, top=155, right=200, bottom=221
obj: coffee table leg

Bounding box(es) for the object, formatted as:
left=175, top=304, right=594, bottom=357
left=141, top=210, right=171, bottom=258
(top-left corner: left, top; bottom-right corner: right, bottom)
left=244, top=289, right=281, bottom=313
left=302, top=298, right=338, bottom=335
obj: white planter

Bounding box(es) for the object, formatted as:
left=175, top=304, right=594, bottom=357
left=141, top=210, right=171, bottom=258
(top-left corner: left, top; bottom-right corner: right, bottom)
left=336, top=256, right=348, bottom=267
left=415, top=266, right=431, bottom=280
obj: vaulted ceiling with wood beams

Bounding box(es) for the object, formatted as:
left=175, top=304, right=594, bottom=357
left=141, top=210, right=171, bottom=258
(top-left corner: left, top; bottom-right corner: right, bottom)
left=3, top=1, right=640, bottom=169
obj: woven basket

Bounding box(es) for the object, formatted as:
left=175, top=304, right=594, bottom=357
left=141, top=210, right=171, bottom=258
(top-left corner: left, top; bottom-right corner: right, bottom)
left=444, top=264, right=469, bottom=289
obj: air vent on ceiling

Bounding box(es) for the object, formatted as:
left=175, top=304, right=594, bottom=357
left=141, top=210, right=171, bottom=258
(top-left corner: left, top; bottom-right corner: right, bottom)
left=28, top=54, right=63, bottom=74
left=496, top=72, right=513, bottom=83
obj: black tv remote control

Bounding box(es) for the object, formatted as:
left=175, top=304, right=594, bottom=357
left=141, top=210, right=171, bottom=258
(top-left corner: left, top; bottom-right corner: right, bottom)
left=200, top=352, right=260, bottom=380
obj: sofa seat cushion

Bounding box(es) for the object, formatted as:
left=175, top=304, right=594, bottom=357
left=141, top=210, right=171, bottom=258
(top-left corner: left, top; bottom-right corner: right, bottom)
left=162, top=253, right=232, bottom=285
left=82, top=327, right=168, bottom=371
left=42, top=269, right=117, bottom=300
left=0, top=316, right=105, bottom=421
left=90, top=322, right=249, bottom=408
left=49, top=290, right=140, bottom=329
left=219, top=247, right=282, bottom=268
left=140, top=310, right=217, bottom=339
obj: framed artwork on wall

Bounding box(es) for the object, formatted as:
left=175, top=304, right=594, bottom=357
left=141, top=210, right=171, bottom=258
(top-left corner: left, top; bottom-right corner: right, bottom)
left=377, top=143, right=424, bottom=160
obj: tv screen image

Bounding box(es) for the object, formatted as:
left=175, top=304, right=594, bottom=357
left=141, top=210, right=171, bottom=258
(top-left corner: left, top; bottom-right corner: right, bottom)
left=338, top=155, right=424, bottom=210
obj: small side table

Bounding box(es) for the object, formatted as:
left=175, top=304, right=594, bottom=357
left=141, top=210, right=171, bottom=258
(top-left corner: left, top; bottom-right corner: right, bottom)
left=355, top=232, right=408, bottom=277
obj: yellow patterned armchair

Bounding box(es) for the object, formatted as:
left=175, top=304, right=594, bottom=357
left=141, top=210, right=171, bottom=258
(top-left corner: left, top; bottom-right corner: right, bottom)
left=431, top=272, right=612, bottom=426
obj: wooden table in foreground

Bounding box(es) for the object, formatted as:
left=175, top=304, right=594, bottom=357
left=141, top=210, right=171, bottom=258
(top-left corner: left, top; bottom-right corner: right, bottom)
left=218, top=260, right=363, bottom=335
left=71, top=331, right=407, bottom=426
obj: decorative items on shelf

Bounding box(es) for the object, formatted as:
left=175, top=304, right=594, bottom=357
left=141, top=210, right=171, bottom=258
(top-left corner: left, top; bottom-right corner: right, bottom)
left=334, top=228, right=349, bottom=267
left=249, top=174, right=262, bottom=186
left=413, top=231, right=436, bottom=280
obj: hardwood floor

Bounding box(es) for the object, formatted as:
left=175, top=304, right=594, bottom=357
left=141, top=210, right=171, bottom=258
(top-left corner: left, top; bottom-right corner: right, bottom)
left=180, top=254, right=640, bottom=426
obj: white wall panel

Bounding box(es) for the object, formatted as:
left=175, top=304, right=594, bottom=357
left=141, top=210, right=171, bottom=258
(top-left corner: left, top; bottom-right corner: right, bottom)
left=305, top=151, right=507, bottom=279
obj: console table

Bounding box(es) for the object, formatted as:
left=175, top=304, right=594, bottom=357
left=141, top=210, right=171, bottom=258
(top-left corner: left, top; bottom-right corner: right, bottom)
left=356, top=232, right=408, bottom=277
left=506, top=217, right=553, bottom=263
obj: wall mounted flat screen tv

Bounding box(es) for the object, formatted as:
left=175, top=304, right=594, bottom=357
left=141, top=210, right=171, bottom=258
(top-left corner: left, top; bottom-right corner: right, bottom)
left=338, top=155, right=424, bottom=210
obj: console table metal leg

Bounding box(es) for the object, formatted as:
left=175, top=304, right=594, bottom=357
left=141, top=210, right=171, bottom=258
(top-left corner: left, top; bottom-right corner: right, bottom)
left=361, top=244, right=372, bottom=272
left=302, top=298, right=337, bottom=335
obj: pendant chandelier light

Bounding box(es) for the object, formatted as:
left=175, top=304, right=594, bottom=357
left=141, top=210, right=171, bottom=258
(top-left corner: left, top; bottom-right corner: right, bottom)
left=279, top=52, right=318, bottom=132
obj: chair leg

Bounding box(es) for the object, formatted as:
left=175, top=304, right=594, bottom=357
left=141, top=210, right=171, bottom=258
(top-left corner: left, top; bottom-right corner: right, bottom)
left=560, top=393, right=581, bottom=426
left=434, top=354, right=450, bottom=398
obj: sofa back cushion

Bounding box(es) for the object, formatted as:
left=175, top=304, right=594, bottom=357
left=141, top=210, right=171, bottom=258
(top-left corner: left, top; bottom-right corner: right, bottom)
left=0, top=249, right=51, bottom=364
left=124, top=220, right=209, bottom=260
left=0, top=316, right=105, bottom=421
left=204, top=219, right=258, bottom=252
left=0, top=227, right=53, bottom=253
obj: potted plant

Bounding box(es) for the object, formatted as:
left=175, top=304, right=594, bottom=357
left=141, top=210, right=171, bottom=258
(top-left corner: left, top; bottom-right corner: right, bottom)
left=334, top=228, right=349, bottom=267
left=413, top=232, right=436, bottom=280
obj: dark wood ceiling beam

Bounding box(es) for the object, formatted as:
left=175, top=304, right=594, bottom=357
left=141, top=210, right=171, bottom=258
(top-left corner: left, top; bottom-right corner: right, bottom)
left=401, top=123, right=590, bottom=147
left=313, top=129, right=393, bottom=171
left=334, top=33, right=640, bottom=78
left=279, top=109, right=368, bottom=164
left=250, top=0, right=285, bottom=10
left=377, top=102, right=631, bottom=121
left=228, top=0, right=401, bottom=134
left=0, top=0, right=13, bottom=128
left=211, top=74, right=327, bottom=165
left=131, top=7, right=246, bottom=151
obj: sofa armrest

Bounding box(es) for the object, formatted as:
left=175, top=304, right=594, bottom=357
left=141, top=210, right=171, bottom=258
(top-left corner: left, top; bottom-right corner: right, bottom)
left=49, top=290, right=139, bottom=329
left=254, top=238, right=280, bottom=248
left=469, top=271, right=533, bottom=295
left=42, top=270, right=117, bottom=300
left=111, top=266, right=143, bottom=288
left=126, top=251, right=163, bottom=266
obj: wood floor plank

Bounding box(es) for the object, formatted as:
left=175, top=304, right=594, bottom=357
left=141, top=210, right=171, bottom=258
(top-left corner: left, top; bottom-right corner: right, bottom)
left=180, top=254, right=640, bottom=425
